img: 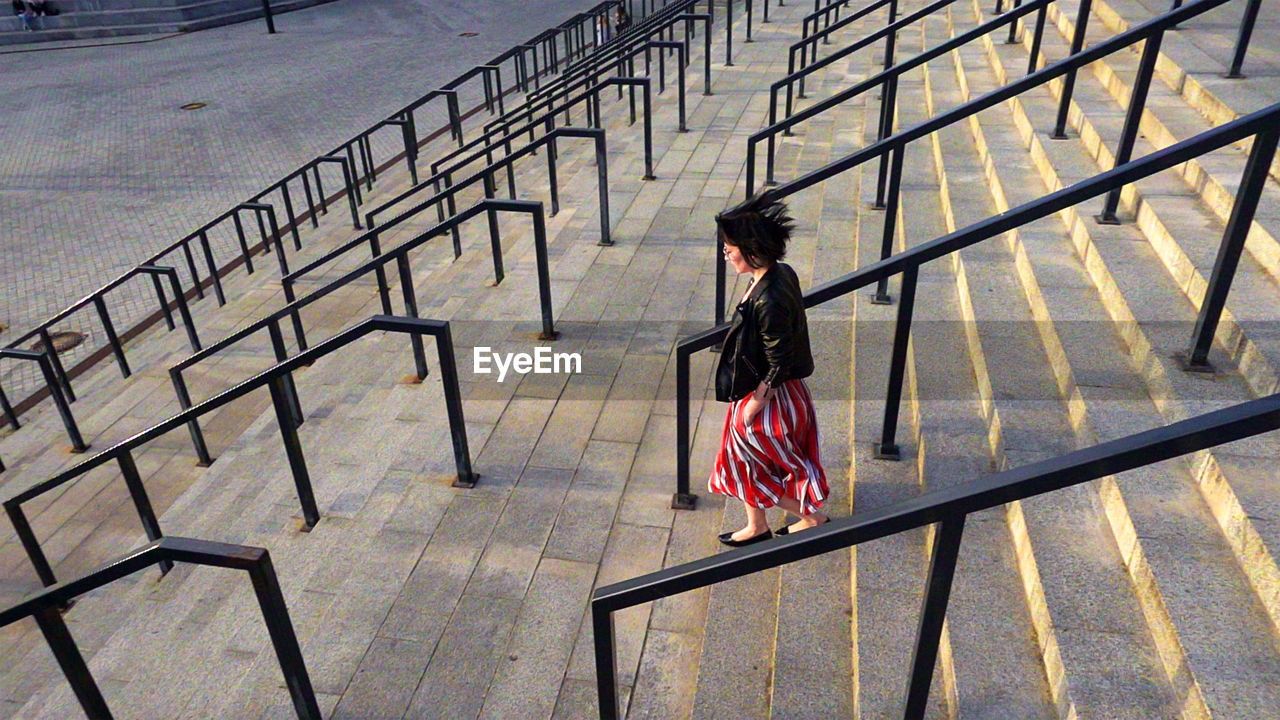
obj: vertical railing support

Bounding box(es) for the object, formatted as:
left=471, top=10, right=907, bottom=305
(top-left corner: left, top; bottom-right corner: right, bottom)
left=673, top=341, right=698, bottom=509
left=32, top=608, right=112, bottom=718
left=246, top=553, right=323, bottom=720
left=1096, top=30, right=1163, bottom=224
left=1051, top=0, right=1093, bottom=139
left=117, top=450, right=174, bottom=576
left=593, top=604, right=621, bottom=720
left=1185, top=127, right=1279, bottom=371
left=1224, top=0, right=1261, bottom=78
left=268, top=376, right=319, bottom=531
left=396, top=255, right=430, bottom=383
left=595, top=131, right=613, bottom=246
left=725, top=0, right=734, bottom=66
left=1027, top=1, right=1048, bottom=75
left=430, top=322, right=476, bottom=488
left=267, top=319, right=305, bottom=428
left=902, top=515, right=966, bottom=719
left=532, top=207, right=559, bottom=341
left=872, top=144, right=905, bottom=304
left=170, top=369, right=214, bottom=467
left=875, top=263, right=917, bottom=460
left=94, top=296, right=131, bottom=378
left=5, top=501, right=58, bottom=588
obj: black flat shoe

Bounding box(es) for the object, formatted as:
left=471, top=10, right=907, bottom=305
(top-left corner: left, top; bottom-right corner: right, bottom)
left=718, top=529, right=773, bottom=547
left=776, top=517, right=831, bottom=536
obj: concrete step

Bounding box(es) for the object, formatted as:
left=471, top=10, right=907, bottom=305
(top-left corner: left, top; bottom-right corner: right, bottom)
left=961, top=0, right=1280, bottom=648
left=922, top=9, right=1190, bottom=716
left=947, top=3, right=1280, bottom=716
left=1076, top=0, right=1280, bottom=183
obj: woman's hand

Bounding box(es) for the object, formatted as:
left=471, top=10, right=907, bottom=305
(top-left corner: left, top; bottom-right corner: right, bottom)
left=742, top=381, right=773, bottom=425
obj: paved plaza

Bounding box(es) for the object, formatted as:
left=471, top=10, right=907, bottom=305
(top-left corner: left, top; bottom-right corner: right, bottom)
left=0, top=0, right=599, bottom=354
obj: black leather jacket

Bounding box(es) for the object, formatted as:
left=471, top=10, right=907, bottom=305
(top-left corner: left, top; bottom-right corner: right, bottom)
left=715, top=262, right=815, bottom=402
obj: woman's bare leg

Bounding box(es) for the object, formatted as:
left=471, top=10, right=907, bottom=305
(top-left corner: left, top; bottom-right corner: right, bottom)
left=775, top=496, right=828, bottom=532
left=730, top=503, right=770, bottom=541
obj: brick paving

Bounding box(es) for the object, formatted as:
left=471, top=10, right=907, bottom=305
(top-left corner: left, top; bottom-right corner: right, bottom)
left=0, top=0, right=600, bottom=393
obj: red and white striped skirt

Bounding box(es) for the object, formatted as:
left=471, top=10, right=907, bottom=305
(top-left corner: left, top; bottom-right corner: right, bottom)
left=708, top=378, right=829, bottom=515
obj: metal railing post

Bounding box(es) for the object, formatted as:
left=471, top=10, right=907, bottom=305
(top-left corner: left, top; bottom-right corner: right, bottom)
left=267, top=376, right=319, bottom=530
left=170, top=369, right=214, bottom=466
left=876, top=263, right=917, bottom=460
left=547, top=135, right=562, bottom=214
left=482, top=176, right=506, bottom=284
left=267, top=319, right=305, bottom=428
left=260, top=0, right=275, bottom=33
left=396, top=255, right=430, bottom=382
left=874, top=0, right=899, bottom=209
left=595, top=131, right=613, bottom=246
left=3, top=347, right=88, bottom=452
left=181, top=241, right=205, bottom=301
left=32, top=608, right=112, bottom=718
left=1224, top=0, right=1260, bottom=78
left=1185, top=127, right=1279, bottom=371
left=246, top=553, right=323, bottom=720
left=197, top=230, right=227, bottom=305
left=431, top=322, right=477, bottom=488
left=1051, top=0, right=1093, bottom=139
left=1027, top=0, right=1048, bottom=74
left=93, top=296, right=131, bottom=378
left=0, top=384, right=18, bottom=430
left=139, top=265, right=202, bottom=352
left=746, top=0, right=754, bottom=41
left=593, top=604, right=621, bottom=720
left=716, top=240, right=728, bottom=326
left=673, top=342, right=698, bottom=509
left=1097, top=30, right=1164, bottom=224
left=5, top=501, right=58, bottom=587
left=232, top=208, right=256, bottom=272
left=902, top=515, right=966, bottom=719
left=278, top=183, right=302, bottom=250
left=873, top=144, right=905, bottom=303
left=726, top=0, right=734, bottom=65
left=641, top=79, right=656, bottom=179
left=1005, top=0, right=1022, bottom=43
left=532, top=207, right=559, bottom=341
left=117, top=450, right=174, bottom=576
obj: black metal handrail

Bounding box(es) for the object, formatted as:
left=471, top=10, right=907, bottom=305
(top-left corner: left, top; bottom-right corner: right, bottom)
left=0, top=1, right=609, bottom=451
left=364, top=127, right=611, bottom=254
left=448, top=0, right=712, bottom=183
left=373, top=86, right=633, bottom=234
left=802, top=0, right=856, bottom=42
left=752, top=0, right=1054, bottom=208
left=675, top=99, right=1280, bottom=508
left=721, top=0, right=1246, bottom=326
left=5, top=314, right=475, bottom=590
left=795, top=0, right=888, bottom=88
left=297, top=123, right=613, bottom=322
left=600, top=391, right=1280, bottom=719
left=169, top=198, right=555, bottom=466
left=0, top=536, right=320, bottom=720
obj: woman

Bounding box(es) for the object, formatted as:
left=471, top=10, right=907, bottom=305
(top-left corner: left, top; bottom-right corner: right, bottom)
left=710, top=193, right=829, bottom=547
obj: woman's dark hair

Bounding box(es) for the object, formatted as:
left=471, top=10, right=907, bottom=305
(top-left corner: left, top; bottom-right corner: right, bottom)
left=715, top=192, right=796, bottom=268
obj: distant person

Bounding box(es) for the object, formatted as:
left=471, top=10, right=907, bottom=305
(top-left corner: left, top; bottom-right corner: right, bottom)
left=709, top=193, right=830, bottom=547
left=615, top=6, right=631, bottom=35
left=13, top=0, right=34, bottom=30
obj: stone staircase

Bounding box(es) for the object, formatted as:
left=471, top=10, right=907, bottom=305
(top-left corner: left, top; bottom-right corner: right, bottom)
left=3, top=0, right=1280, bottom=718
left=0, top=0, right=337, bottom=46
